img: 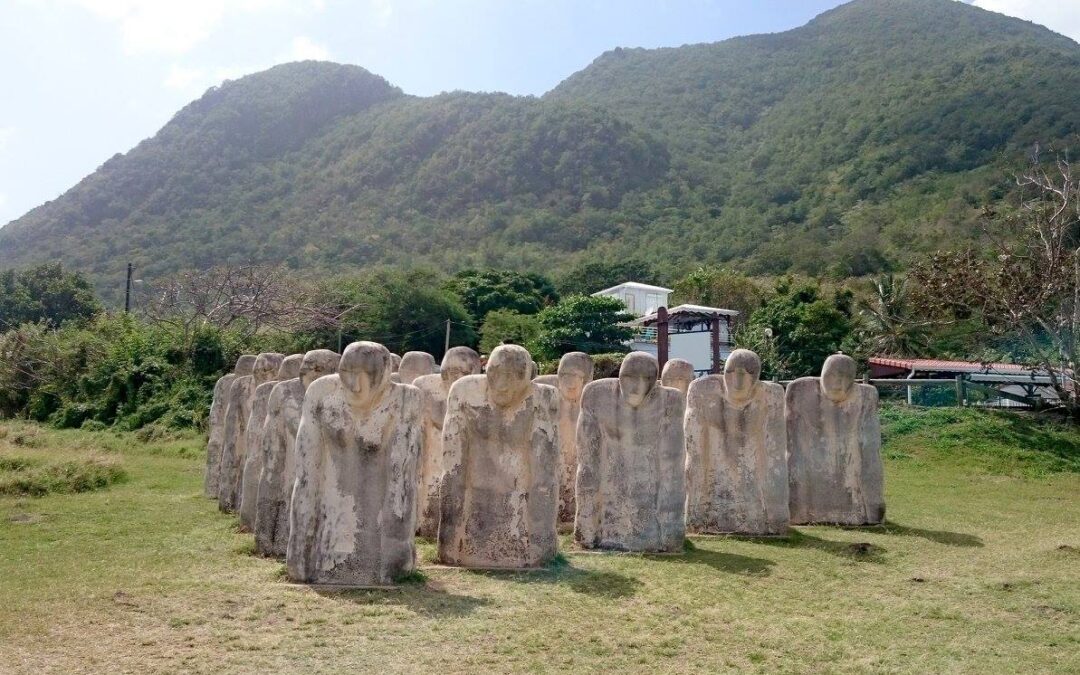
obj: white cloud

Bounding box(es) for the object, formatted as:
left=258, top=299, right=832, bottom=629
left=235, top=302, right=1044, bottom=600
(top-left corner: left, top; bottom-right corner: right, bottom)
left=67, top=0, right=326, bottom=55
left=972, top=0, right=1080, bottom=42
left=288, top=36, right=330, bottom=61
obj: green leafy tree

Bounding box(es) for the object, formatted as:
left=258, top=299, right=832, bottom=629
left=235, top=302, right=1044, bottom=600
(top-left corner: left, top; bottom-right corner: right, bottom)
left=739, top=279, right=854, bottom=378
left=0, top=262, right=100, bottom=328
left=443, top=269, right=558, bottom=324
left=672, top=266, right=764, bottom=326
left=532, top=295, right=634, bottom=360
left=851, top=274, right=930, bottom=357
left=556, top=259, right=662, bottom=296
left=479, top=309, right=541, bottom=354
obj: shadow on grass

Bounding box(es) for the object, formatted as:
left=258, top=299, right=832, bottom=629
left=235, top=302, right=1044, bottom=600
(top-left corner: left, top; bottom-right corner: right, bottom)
left=461, top=556, right=643, bottom=599
left=313, top=582, right=490, bottom=618
left=877, top=520, right=983, bottom=547
left=645, top=540, right=775, bottom=576
left=744, top=530, right=888, bottom=562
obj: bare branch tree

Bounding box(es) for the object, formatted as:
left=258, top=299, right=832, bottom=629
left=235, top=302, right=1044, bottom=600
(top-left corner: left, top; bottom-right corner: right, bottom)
left=912, top=146, right=1079, bottom=415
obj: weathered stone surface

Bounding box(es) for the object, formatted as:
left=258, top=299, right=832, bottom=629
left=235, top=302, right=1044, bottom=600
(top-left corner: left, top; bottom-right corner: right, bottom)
left=786, top=354, right=884, bottom=525
left=685, top=349, right=789, bottom=535
left=287, top=342, right=422, bottom=586
left=390, top=353, right=402, bottom=372
left=547, top=352, right=593, bottom=523
left=438, top=344, right=560, bottom=569
left=661, top=358, right=694, bottom=397
left=254, top=349, right=340, bottom=557
left=204, top=355, right=255, bottom=498
left=397, top=351, right=436, bottom=385
left=575, top=352, right=685, bottom=552
left=218, top=352, right=282, bottom=512
left=238, top=353, right=286, bottom=528
left=278, top=353, right=303, bottom=380
left=412, top=346, right=482, bottom=538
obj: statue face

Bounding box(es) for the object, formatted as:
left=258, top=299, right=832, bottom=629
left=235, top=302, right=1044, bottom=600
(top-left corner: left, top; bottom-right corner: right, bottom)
left=253, top=353, right=284, bottom=385
left=619, top=353, right=658, bottom=408
left=724, top=349, right=761, bottom=404
left=398, top=352, right=436, bottom=384
left=441, top=347, right=480, bottom=387
left=339, top=342, right=391, bottom=406
left=300, top=350, right=339, bottom=390
left=235, top=355, right=256, bottom=376
left=557, top=352, right=593, bottom=402
left=820, top=354, right=856, bottom=403
left=486, top=345, right=532, bottom=409
left=277, top=354, right=303, bottom=380
left=661, top=359, right=694, bottom=394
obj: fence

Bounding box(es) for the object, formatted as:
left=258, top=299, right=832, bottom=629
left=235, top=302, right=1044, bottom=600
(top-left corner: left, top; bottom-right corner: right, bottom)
left=777, top=374, right=1055, bottom=409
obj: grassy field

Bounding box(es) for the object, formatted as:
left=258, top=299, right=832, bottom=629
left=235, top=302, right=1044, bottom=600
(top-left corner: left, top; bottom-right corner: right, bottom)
left=0, top=406, right=1077, bottom=673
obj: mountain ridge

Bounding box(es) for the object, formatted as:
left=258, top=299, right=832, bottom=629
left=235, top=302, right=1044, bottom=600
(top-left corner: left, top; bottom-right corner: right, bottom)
left=3, top=0, right=1078, bottom=297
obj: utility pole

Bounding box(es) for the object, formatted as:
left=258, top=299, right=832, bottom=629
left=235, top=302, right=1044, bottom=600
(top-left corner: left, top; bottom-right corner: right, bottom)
left=444, top=318, right=452, bottom=354
left=124, top=262, right=133, bottom=313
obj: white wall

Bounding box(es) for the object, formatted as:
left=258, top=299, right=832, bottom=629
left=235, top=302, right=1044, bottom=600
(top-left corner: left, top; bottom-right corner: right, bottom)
left=596, top=287, right=669, bottom=316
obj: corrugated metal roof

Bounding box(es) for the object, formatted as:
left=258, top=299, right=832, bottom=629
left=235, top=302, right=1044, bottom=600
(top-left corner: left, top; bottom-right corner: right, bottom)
left=868, top=357, right=1034, bottom=374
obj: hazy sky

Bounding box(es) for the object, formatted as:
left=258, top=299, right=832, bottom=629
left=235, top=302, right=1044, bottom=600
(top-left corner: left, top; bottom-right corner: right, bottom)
left=0, top=0, right=1076, bottom=228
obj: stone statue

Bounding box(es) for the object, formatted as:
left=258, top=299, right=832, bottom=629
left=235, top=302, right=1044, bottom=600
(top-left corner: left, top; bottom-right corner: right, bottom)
left=685, top=349, right=789, bottom=535
left=438, top=344, right=559, bottom=569
left=661, top=358, right=694, bottom=397
left=395, top=351, right=436, bottom=385
left=786, top=353, right=884, bottom=525
left=547, top=352, right=593, bottom=523
left=238, top=354, right=299, bottom=530
left=412, top=346, right=482, bottom=538
left=575, top=352, right=685, bottom=552
left=205, top=354, right=255, bottom=498
left=286, top=342, right=422, bottom=586
left=254, top=349, right=340, bottom=557
left=390, top=353, right=402, bottom=372
left=218, top=352, right=283, bottom=513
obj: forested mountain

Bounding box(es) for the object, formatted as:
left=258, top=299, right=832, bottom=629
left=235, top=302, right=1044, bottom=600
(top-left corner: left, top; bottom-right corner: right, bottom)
left=2, top=0, right=1078, bottom=297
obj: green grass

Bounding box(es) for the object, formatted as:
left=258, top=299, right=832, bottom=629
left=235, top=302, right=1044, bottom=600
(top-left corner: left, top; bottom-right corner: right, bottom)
left=0, top=406, right=1077, bottom=673
left=0, top=425, right=127, bottom=496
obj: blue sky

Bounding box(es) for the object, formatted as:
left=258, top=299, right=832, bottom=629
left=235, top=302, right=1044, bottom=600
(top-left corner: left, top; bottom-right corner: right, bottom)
left=0, top=0, right=1076, bottom=229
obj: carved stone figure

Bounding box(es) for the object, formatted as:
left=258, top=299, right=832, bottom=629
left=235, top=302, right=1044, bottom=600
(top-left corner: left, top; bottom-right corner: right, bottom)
left=685, top=349, right=789, bottom=535
left=661, top=358, right=694, bottom=397
left=205, top=354, right=255, bottom=498
left=219, top=352, right=283, bottom=512
left=238, top=354, right=298, bottom=529
left=412, top=347, right=482, bottom=538
left=287, top=342, right=422, bottom=586
left=546, top=352, right=593, bottom=523
left=575, top=352, right=685, bottom=552
left=786, top=353, right=885, bottom=525
left=395, top=351, right=436, bottom=384
left=254, top=349, right=340, bottom=557
left=438, top=344, right=559, bottom=569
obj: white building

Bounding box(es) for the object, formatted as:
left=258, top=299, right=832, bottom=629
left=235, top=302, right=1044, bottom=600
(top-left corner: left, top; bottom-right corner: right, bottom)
left=592, top=282, right=738, bottom=374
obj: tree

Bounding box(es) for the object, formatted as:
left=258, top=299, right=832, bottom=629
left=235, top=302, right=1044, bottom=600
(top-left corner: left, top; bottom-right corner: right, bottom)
left=851, top=274, right=931, bottom=357
left=911, top=148, right=1080, bottom=416
left=443, top=269, right=558, bottom=324
left=479, top=309, right=540, bottom=354
left=739, top=279, right=854, bottom=378
left=672, top=266, right=763, bottom=326
left=532, top=295, right=634, bottom=360
left=556, top=259, right=662, bottom=296
left=0, top=262, right=100, bottom=329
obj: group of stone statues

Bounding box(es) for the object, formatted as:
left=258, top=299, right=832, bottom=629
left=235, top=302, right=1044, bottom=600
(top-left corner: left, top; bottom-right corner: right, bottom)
left=205, top=341, right=883, bottom=587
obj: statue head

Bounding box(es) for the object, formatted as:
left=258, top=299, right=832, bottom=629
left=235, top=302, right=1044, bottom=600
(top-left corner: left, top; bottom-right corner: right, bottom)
left=723, top=349, right=761, bottom=404
left=339, top=341, right=392, bottom=408
left=661, top=358, right=694, bottom=396
left=253, top=352, right=284, bottom=386
left=820, top=353, right=857, bottom=403
left=277, top=354, right=303, bottom=381
left=441, top=346, right=481, bottom=388
left=389, top=353, right=402, bottom=372
left=486, top=344, right=533, bottom=409
left=619, top=352, right=658, bottom=408
left=234, top=354, right=257, bottom=376
left=398, top=351, right=437, bottom=384
left=557, top=352, right=593, bottom=403
left=300, top=349, right=340, bottom=390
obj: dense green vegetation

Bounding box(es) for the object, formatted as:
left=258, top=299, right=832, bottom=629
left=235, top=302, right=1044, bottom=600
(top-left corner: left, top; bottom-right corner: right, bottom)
left=2, top=0, right=1078, bottom=301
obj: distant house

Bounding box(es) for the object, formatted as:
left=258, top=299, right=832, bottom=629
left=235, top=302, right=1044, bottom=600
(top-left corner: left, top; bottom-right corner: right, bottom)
left=868, top=356, right=1060, bottom=407
left=592, top=281, right=737, bottom=374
